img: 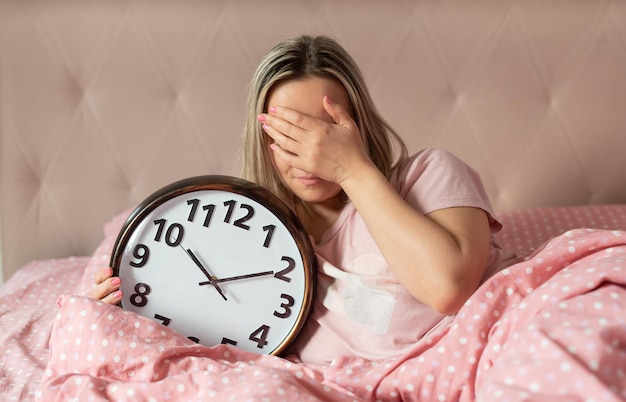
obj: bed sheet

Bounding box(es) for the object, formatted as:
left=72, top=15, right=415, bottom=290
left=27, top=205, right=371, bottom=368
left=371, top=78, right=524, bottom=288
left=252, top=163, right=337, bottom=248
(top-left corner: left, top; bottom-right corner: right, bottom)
left=36, top=228, right=626, bottom=401
left=1, top=205, right=625, bottom=401
left=0, top=257, right=88, bottom=401
left=496, top=204, right=626, bottom=258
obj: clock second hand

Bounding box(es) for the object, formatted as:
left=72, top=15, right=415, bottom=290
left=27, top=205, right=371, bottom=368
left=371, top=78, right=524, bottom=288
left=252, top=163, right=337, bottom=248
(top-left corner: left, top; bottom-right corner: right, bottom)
left=199, top=270, right=274, bottom=286
left=179, top=245, right=228, bottom=301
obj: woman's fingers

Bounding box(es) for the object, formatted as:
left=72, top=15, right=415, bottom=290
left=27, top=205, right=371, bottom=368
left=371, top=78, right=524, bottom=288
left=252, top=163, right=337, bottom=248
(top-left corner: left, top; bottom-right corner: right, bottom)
left=261, top=123, right=298, bottom=155
left=259, top=99, right=367, bottom=184
left=100, top=288, right=123, bottom=305
left=94, top=266, right=113, bottom=285
left=323, top=96, right=355, bottom=129
left=89, top=267, right=123, bottom=305
left=258, top=105, right=322, bottom=142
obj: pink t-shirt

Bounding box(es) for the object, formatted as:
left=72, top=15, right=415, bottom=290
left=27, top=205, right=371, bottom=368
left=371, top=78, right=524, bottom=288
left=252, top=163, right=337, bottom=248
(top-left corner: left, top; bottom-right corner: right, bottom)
left=288, top=148, right=517, bottom=365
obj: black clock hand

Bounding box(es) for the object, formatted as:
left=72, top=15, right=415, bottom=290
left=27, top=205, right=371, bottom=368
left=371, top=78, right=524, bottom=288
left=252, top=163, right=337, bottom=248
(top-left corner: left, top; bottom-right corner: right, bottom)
left=199, top=270, right=274, bottom=285
left=179, top=245, right=228, bottom=301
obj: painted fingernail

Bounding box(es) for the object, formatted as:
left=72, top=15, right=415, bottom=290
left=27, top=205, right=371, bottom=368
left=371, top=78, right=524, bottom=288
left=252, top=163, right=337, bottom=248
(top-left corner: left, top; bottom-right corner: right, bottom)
left=111, top=277, right=121, bottom=286
left=113, top=290, right=123, bottom=300
left=269, top=106, right=277, bottom=114
left=262, top=123, right=270, bottom=132
left=269, top=143, right=278, bottom=151
left=257, top=114, right=266, bottom=122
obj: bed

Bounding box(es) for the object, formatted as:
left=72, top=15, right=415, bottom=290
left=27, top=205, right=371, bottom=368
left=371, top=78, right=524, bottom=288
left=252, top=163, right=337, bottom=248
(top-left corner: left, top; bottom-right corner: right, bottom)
left=1, top=1, right=625, bottom=401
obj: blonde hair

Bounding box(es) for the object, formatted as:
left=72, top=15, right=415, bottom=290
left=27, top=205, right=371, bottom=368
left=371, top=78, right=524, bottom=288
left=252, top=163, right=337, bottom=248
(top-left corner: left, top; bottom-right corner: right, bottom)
left=241, top=35, right=407, bottom=198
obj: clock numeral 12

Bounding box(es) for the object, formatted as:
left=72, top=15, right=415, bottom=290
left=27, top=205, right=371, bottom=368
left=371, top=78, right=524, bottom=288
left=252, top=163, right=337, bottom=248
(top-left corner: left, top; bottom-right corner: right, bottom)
left=223, top=200, right=254, bottom=230
left=186, top=198, right=277, bottom=248
left=186, top=198, right=255, bottom=230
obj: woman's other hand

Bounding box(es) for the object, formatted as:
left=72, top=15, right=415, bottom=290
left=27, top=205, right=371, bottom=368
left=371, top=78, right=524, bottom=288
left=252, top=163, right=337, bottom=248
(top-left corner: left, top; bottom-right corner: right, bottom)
left=89, top=267, right=123, bottom=305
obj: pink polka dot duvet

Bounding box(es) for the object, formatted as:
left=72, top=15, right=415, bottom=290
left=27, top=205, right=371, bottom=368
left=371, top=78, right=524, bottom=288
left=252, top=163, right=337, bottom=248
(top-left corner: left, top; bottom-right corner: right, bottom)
left=1, top=206, right=625, bottom=401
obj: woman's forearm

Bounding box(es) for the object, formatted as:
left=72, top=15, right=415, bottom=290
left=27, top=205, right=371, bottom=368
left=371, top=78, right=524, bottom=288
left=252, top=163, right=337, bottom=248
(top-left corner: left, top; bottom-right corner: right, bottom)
left=340, top=163, right=491, bottom=314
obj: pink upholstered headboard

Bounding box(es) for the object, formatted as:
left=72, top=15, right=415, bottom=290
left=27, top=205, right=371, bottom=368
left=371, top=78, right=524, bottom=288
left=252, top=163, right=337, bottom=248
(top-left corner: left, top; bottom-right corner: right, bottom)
left=2, top=0, right=626, bottom=283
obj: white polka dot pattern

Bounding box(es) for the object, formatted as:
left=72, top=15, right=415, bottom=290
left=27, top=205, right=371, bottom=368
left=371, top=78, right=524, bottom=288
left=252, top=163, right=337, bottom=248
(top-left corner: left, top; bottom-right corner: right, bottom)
left=496, top=204, right=626, bottom=258
left=0, top=257, right=88, bottom=402
left=1, top=206, right=625, bottom=401
left=36, top=228, right=626, bottom=401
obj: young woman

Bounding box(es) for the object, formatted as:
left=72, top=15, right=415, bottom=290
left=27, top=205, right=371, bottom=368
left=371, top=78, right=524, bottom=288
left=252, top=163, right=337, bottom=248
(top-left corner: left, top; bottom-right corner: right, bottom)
left=90, top=35, right=516, bottom=365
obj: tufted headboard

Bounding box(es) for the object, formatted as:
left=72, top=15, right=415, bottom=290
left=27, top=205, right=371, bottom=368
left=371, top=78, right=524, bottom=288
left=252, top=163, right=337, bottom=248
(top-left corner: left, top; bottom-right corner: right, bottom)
left=2, top=0, right=626, bottom=283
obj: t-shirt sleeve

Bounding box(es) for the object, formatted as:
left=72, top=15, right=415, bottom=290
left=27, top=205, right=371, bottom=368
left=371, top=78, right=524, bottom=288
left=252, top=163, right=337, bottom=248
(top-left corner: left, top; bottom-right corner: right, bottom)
left=390, top=148, right=502, bottom=232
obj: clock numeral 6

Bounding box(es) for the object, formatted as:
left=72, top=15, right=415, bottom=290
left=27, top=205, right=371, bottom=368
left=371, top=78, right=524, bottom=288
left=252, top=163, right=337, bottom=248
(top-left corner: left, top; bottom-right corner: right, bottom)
left=130, top=283, right=151, bottom=307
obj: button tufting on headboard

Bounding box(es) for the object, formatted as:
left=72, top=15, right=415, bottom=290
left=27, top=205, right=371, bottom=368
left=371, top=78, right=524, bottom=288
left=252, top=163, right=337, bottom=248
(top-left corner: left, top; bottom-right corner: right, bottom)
left=1, top=0, right=626, bottom=282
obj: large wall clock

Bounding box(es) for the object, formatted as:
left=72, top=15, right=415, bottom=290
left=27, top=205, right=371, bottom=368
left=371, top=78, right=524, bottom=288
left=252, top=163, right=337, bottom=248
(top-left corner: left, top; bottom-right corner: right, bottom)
left=110, top=175, right=316, bottom=356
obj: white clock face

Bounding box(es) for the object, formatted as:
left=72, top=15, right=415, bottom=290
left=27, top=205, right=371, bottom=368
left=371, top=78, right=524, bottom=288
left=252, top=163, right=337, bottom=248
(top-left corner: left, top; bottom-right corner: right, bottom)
left=116, top=187, right=313, bottom=355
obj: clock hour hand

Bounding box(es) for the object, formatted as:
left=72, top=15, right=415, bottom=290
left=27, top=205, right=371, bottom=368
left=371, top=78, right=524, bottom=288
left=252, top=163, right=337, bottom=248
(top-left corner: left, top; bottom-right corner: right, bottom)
left=199, top=270, right=274, bottom=285
left=179, top=246, right=227, bottom=301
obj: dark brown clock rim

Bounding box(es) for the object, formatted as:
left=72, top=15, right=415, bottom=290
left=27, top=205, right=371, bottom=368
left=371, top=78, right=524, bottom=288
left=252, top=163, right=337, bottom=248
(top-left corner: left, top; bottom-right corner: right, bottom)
left=109, top=174, right=316, bottom=356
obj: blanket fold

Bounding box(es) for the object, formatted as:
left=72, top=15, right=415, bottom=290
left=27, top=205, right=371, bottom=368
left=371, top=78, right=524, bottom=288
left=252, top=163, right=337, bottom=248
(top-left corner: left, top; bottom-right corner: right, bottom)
left=37, top=229, right=626, bottom=401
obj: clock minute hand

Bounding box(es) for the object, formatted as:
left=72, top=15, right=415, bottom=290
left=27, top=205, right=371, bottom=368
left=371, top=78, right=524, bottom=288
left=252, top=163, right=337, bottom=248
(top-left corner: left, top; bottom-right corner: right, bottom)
left=199, top=270, right=274, bottom=285
left=180, top=246, right=228, bottom=301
